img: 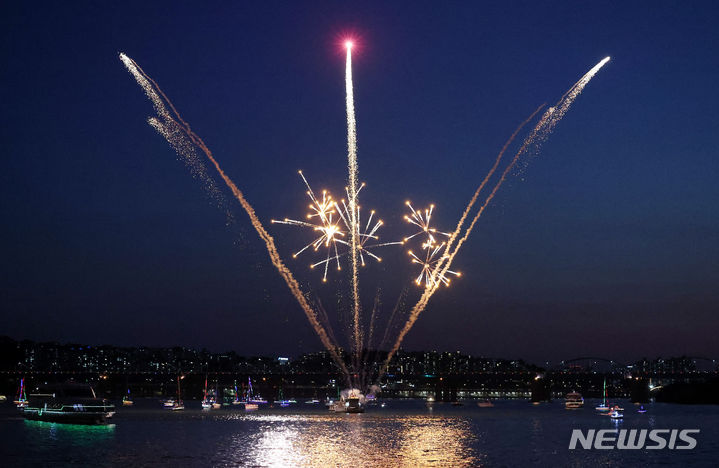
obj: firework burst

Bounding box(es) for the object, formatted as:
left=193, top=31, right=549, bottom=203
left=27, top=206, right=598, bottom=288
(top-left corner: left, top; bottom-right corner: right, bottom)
left=404, top=201, right=460, bottom=288
left=273, top=172, right=400, bottom=281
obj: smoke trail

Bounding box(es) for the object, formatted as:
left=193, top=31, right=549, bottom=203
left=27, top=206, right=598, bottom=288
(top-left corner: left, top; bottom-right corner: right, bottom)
left=120, top=53, right=349, bottom=377
left=345, top=45, right=363, bottom=377
left=118, top=56, right=229, bottom=220
left=359, top=290, right=382, bottom=388
left=379, top=57, right=610, bottom=378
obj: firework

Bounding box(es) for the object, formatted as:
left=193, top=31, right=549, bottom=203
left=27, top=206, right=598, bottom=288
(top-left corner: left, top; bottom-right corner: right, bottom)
left=345, top=42, right=362, bottom=363
left=273, top=172, right=400, bottom=281
left=272, top=171, right=345, bottom=282
left=402, top=201, right=459, bottom=287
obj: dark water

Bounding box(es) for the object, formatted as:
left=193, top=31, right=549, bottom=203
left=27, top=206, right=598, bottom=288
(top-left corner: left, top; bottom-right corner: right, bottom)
left=1, top=399, right=717, bottom=467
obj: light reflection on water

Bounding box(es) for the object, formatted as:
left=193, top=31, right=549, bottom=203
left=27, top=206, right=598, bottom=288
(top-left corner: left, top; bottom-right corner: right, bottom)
left=3, top=400, right=718, bottom=467
left=222, top=414, right=479, bottom=467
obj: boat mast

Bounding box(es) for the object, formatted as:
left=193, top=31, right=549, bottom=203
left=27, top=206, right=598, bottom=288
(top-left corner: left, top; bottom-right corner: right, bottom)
left=603, top=378, right=606, bottom=406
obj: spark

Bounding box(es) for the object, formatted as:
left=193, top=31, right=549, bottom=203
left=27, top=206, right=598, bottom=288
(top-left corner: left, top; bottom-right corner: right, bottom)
left=272, top=172, right=344, bottom=282
left=408, top=244, right=460, bottom=288
left=403, top=201, right=450, bottom=246
left=273, top=174, right=400, bottom=281
left=403, top=202, right=459, bottom=288
left=345, top=43, right=362, bottom=372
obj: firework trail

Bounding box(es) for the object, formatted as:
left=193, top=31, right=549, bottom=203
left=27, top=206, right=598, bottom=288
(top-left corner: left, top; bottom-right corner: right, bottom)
left=379, top=57, right=611, bottom=379
left=118, top=56, right=228, bottom=218
left=119, top=53, right=349, bottom=376
left=345, top=43, right=363, bottom=375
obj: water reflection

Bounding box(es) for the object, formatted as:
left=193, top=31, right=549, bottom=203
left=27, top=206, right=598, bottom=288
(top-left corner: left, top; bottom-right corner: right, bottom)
left=223, top=414, right=480, bottom=466
left=24, top=419, right=115, bottom=446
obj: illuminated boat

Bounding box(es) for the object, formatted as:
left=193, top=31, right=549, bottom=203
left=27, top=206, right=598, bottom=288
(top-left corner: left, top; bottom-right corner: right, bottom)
left=565, top=392, right=584, bottom=409
left=477, top=400, right=494, bottom=408
left=211, top=380, right=222, bottom=409
left=122, top=388, right=133, bottom=406
left=167, top=375, right=185, bottom=410
left=609, top=405, right=624, bottom=419
left=595, top=379, right=609, bottom=412
left=246, top=377, right=267, bottom=404
left=345, top=395, right=364, bottom=413
left=23, top=382, right=115, bottom=425
left=14, top=378, right=28, bottom=408
left=201, top=376, right=213, bottom=410
left=232, top=381, right=242, bottom=405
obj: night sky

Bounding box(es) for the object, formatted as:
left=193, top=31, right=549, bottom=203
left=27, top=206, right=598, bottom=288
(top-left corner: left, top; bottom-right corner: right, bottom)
left=2, top=1, right=718, bottom=363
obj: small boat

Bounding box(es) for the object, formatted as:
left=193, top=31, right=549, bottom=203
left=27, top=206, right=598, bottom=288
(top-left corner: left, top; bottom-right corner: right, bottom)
left=276, top=387, right=293, bottom=407
left=14, top=378, right=28, bottom=408
left=168, top=375, right=184, bottom=411
left=211, top=380, right=222, bottom=409
left=451, top=401, right=464, bottom=406
left=122, top=388, right=134, bottom=406
left=232, top=381, right=242, bottom=405
left=477, top=400, right=494, bottom=408
left=596, top=379, right=609, bottom=412
left=201, top=376, right=212, bottom=410
left=426, top=396, right=435, bottom=406
left=565, top=391, right=584, bottom=409
left=244, top=403, right=258, bottom=411
left=609, top=406, right=624, bottom=419
left=163, top=398, right=176, bottom=408
left=637, top=405, right=647, bottom=414
left=305, top=399, right=320, bottom=404
left=345, top=393, right=364, bottom=414
left=328, top=400, right=344, bottom=412
left=246, top=377, right=267, bottom=404
left=23, top=382, right=115, bottom=425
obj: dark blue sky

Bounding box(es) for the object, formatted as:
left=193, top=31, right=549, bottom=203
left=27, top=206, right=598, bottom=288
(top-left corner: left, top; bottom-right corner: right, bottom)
left=2, top=1, right=718, bottom=363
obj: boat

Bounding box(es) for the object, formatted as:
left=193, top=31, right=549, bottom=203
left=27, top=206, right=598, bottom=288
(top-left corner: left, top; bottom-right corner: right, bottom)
left=305, top=399, right=320, bottom=404
left=327, top=400, right=344, bottom=412
left=14, top=378, right=28, bottom=408
left=451, top=400, right=464, bottom=406
left=565, top=391, right=584, bottom=409
left=168, top=375, right=184, bottom=411
left=211, top=381, right=221, bottom=409
left=246, top=377, right=267, bottom=404
left=344, top=390, right=365, bottom=414
left=201, top=376, right=212, bottom=410
left=596, top=379, right=609, bottom=412
left=232, top=381, right=242, bottom=405
left=23, top=382, right=115, bottom=425
left=609, top=405, right=624, bottom=419
left=122, top=388, right=134, bottom=406
left=477, top=400, right=494, bottom=408
left=276, top=387, right=291, bottom=407
left=637, top=405, right=647, bottom=414
left=162, top=398, right=176, bottom=408
left=426, top=396, right=435, bottom=406
left=0, top=395, right=6, bottom=402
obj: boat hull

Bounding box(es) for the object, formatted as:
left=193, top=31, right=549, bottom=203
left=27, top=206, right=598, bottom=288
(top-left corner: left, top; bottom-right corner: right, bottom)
left=24, top=407, right=114, bottom=425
